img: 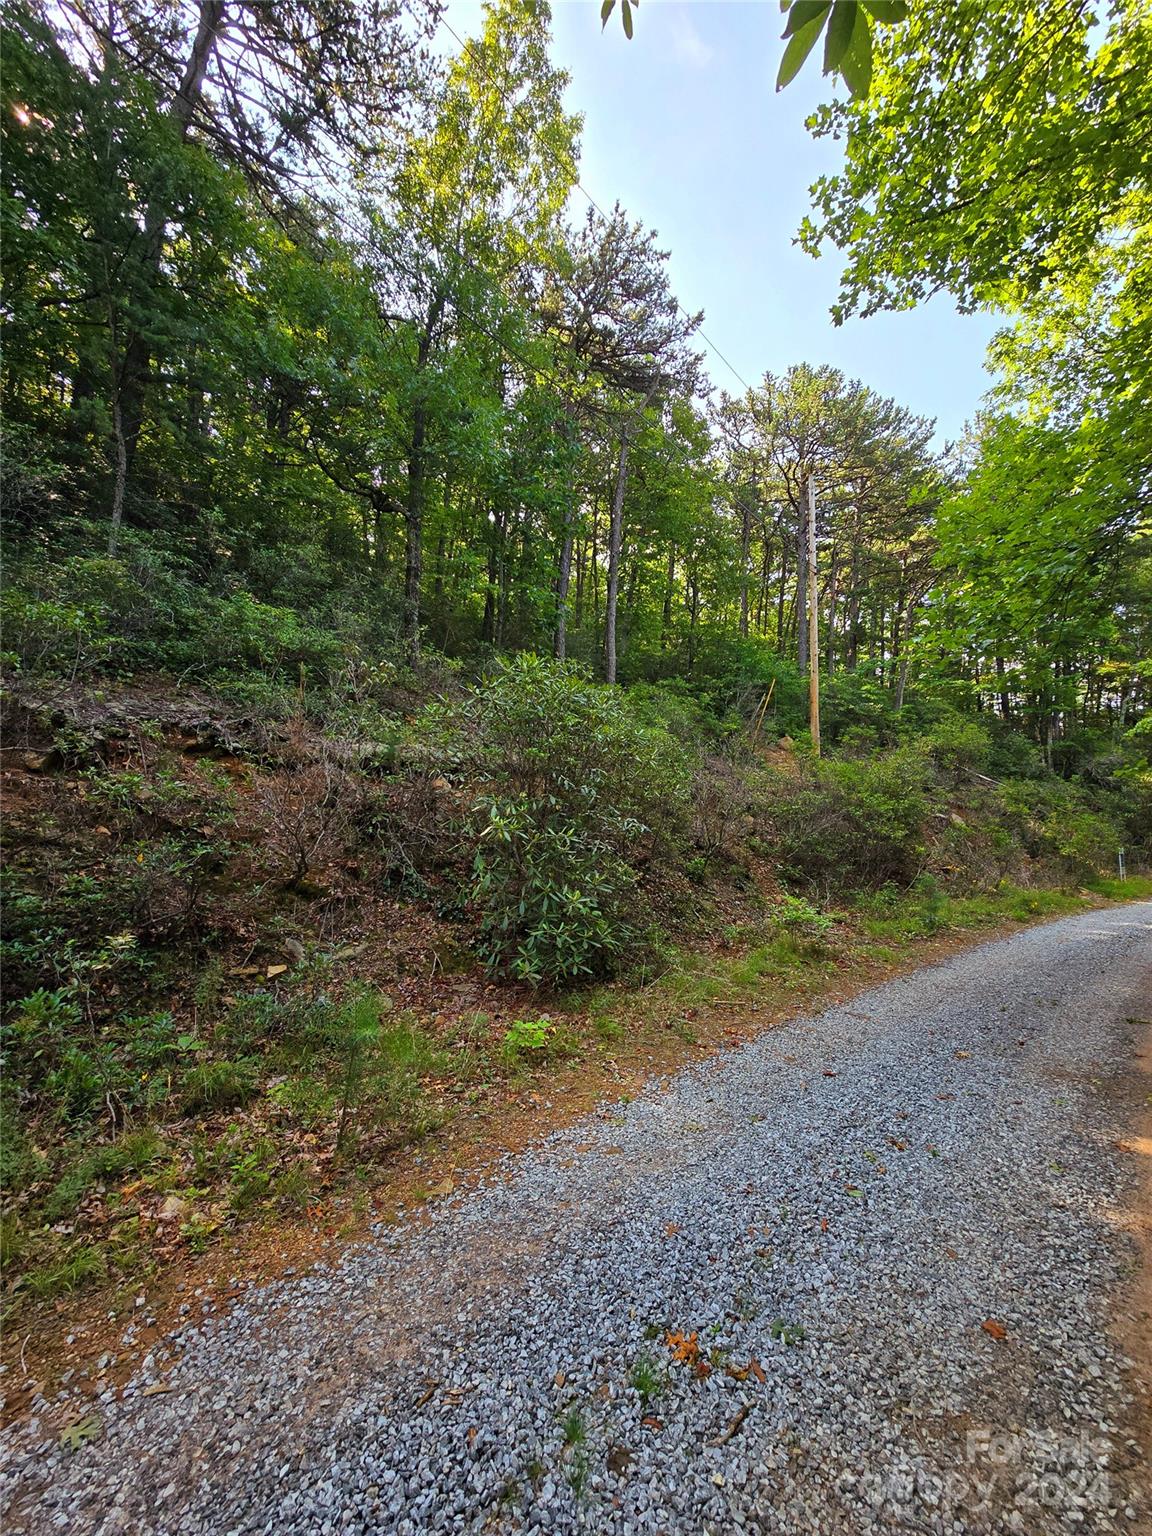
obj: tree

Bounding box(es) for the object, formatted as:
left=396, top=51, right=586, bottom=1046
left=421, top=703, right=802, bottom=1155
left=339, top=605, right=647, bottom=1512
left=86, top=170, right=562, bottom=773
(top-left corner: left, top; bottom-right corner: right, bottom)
left=717, top=367, right=936, bottom=682
left=801, top=0, right=1152, bottom=321
left=372, top=0, right=579, bottom=664
left=544, top=206, right=701, bottom=682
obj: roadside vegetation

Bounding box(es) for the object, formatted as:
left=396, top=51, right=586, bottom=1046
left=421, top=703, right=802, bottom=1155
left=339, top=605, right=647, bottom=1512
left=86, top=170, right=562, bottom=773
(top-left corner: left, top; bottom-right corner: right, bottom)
left=1, top=0, right=1149, bottom=1336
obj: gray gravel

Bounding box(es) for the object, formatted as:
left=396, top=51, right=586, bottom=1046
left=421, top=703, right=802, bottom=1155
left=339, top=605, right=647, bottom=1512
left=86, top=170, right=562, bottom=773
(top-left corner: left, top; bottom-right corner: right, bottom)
left=3, top=903, right=1151, bottom=1535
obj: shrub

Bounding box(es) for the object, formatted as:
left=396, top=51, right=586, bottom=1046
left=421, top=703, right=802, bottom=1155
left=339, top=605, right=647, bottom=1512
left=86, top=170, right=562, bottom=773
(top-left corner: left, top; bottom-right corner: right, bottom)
left=1000, top=780, right=1122, bottom=882
left=765, top=746, right=932, bottom=895
left=421, top=656, right=690, bottom=983
left=471, top=797, right=637, bottom=984
left=424, top=654, right=688, bottom=839
left=922, top=714, right=993, bottom=776
left=772, top=893, right=835, bottom=937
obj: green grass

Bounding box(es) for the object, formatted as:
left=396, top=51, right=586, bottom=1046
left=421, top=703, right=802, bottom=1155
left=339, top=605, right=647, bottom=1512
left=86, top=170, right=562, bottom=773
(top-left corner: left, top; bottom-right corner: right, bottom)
left=1087, top=874, right=1152, bottom=901
left=629, top=1353, right=666, bottom=1407
left=854, top=880, right=1087, bottom=941
left=24, top=1242, right=107, bottom=1298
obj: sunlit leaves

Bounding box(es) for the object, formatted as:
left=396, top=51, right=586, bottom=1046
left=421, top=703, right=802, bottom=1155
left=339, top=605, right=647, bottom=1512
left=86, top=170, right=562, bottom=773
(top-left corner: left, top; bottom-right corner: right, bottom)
left=777, top=0, right=906, bottom=96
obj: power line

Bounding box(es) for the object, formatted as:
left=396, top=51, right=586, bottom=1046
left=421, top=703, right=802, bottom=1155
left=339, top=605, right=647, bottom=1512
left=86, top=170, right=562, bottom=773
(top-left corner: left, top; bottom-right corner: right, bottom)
left=436, top=12, right=756, bottom=397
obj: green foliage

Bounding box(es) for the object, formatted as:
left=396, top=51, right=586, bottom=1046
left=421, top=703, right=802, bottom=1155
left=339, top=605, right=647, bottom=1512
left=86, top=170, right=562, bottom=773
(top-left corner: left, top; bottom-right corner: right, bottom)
left=766, top=746, right=932, bottom=895
left=1000, top=781, right=1122, bottom=883
left=471, top=798, right=638, bottom=985
left=181, top=1058, right=260, bottom=1114
left=427, top=656, right=689, bottom=984
left=772, top=893, right=835, bottom=938
left=776, top=0, right=908, bottom=97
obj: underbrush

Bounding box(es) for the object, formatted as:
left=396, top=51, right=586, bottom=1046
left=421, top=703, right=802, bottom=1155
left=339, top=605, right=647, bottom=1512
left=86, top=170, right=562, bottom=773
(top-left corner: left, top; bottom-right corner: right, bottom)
left=851, top=880, right=1087, bottom=942
left=0, top=975, right=589, bottom=1314
left=1, top=656, right=1146, bottom=1320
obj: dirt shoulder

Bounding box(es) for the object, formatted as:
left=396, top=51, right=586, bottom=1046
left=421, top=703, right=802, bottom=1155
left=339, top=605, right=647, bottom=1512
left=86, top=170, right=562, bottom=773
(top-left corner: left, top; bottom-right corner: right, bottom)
left=0, top=899, right=1126, bottom=1429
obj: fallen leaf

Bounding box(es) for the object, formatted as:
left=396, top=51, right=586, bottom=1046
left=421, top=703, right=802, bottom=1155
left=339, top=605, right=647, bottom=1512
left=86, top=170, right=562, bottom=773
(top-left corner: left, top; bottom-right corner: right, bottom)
left=886, top=1137, right=908, bottom=1152
left=945, top=1247, right=959, bottom=1260
left=553, top=1370, right=566, bottom=1389
left=141, top=1383, right=172, bottom=1397
left=60, top=1414, right=102, bottom=1452
left=266, top=964, right=288, bottom=978
left=663, top=1222, right=681, bottom=1237
left=821, top=1070, right=838, bottom=1078
left=954, top=1050, right=971, bottom=1060
left=981, top=1319, right=1008, bottom=1341
left=641, top=1415, right=663, bottom=1430
left=749, top=1358, right=766, bottom=1385
left=819, top=1218, right=829, bottom=1233
left=607, top=1445, right=632, bottom=1475
left=427, top=1178, right=454, bottom=1198
left=665, top=1329, right=700, bottom=1365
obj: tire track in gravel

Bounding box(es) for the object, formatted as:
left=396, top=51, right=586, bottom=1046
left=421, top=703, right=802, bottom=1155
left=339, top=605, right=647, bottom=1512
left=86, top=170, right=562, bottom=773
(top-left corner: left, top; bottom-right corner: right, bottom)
left=3, top=903, right=1150, bottom=1535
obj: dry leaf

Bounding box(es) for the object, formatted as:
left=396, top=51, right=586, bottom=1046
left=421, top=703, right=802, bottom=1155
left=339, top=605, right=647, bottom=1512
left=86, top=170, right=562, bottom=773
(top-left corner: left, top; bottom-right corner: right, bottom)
left=266, top=964, right=288, bottom=978
left=664, top=1222, right=681, bottom=1237
left=981, top=1319, right=1008, bottom=1341
left=607, top=1445, right=632, bottom=1475
left=749, top=1358, right=766, bottom=1385
left=641, top=1415, right=663, bottom=1430
left=665, top=1329, right=700, bottom=1365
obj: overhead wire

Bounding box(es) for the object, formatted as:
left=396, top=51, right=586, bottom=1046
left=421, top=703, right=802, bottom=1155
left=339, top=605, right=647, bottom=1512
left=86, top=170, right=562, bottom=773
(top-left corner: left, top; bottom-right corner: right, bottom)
left=435, top=11, right=757, bottom=397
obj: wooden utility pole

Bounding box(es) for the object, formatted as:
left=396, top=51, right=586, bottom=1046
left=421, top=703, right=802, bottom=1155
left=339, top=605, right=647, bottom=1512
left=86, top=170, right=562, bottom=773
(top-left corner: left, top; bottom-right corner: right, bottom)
left=806, top=475, right=821, bottom=755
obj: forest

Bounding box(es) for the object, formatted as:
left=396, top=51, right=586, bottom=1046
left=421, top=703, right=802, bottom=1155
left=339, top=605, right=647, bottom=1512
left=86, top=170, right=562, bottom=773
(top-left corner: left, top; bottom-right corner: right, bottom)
left=1, top=0, right=1149, bottom=1319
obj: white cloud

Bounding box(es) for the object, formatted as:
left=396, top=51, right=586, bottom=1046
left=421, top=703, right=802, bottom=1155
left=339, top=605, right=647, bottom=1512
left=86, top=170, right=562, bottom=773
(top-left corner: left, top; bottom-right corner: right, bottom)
left=669, top=11, right=716, bottom=69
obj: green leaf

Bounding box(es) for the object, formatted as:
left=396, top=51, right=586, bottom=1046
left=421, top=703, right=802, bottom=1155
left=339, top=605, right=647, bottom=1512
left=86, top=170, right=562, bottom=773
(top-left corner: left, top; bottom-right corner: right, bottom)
left=839, top=13, right=874, bottom=96
left=60, top=1414, right=102, bottom=1452
left=621, top=0, right=634, bottom=40
left=776, top=12, right=826, bottom=91
left=600, top=0, right=615, bottom=29
left=822, top=1, right=859, bottom=74
left=861, top=0, right=909, bottom=22
left=783, top=0, right=832, bottom=40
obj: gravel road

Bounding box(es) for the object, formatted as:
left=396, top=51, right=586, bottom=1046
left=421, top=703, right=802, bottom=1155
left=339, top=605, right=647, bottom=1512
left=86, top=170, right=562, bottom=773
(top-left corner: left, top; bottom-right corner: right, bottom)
left=4, top=904, right=1151, bottom=1536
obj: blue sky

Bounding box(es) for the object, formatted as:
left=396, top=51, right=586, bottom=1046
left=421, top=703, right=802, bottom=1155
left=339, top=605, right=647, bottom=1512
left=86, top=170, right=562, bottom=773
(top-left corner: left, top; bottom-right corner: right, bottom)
left=447, top=0, right=1000, bottom=446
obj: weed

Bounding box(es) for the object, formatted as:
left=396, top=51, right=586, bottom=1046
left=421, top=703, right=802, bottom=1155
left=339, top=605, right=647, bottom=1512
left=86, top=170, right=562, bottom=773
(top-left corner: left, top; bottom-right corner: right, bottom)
left=629, top=1353, right=665, bottom=1408
left=25, top=1243, right=106, bottom=1298
left=182, top=1058, right=259, bottom=1113
left=561, top=1406, right=586, bottom=1447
